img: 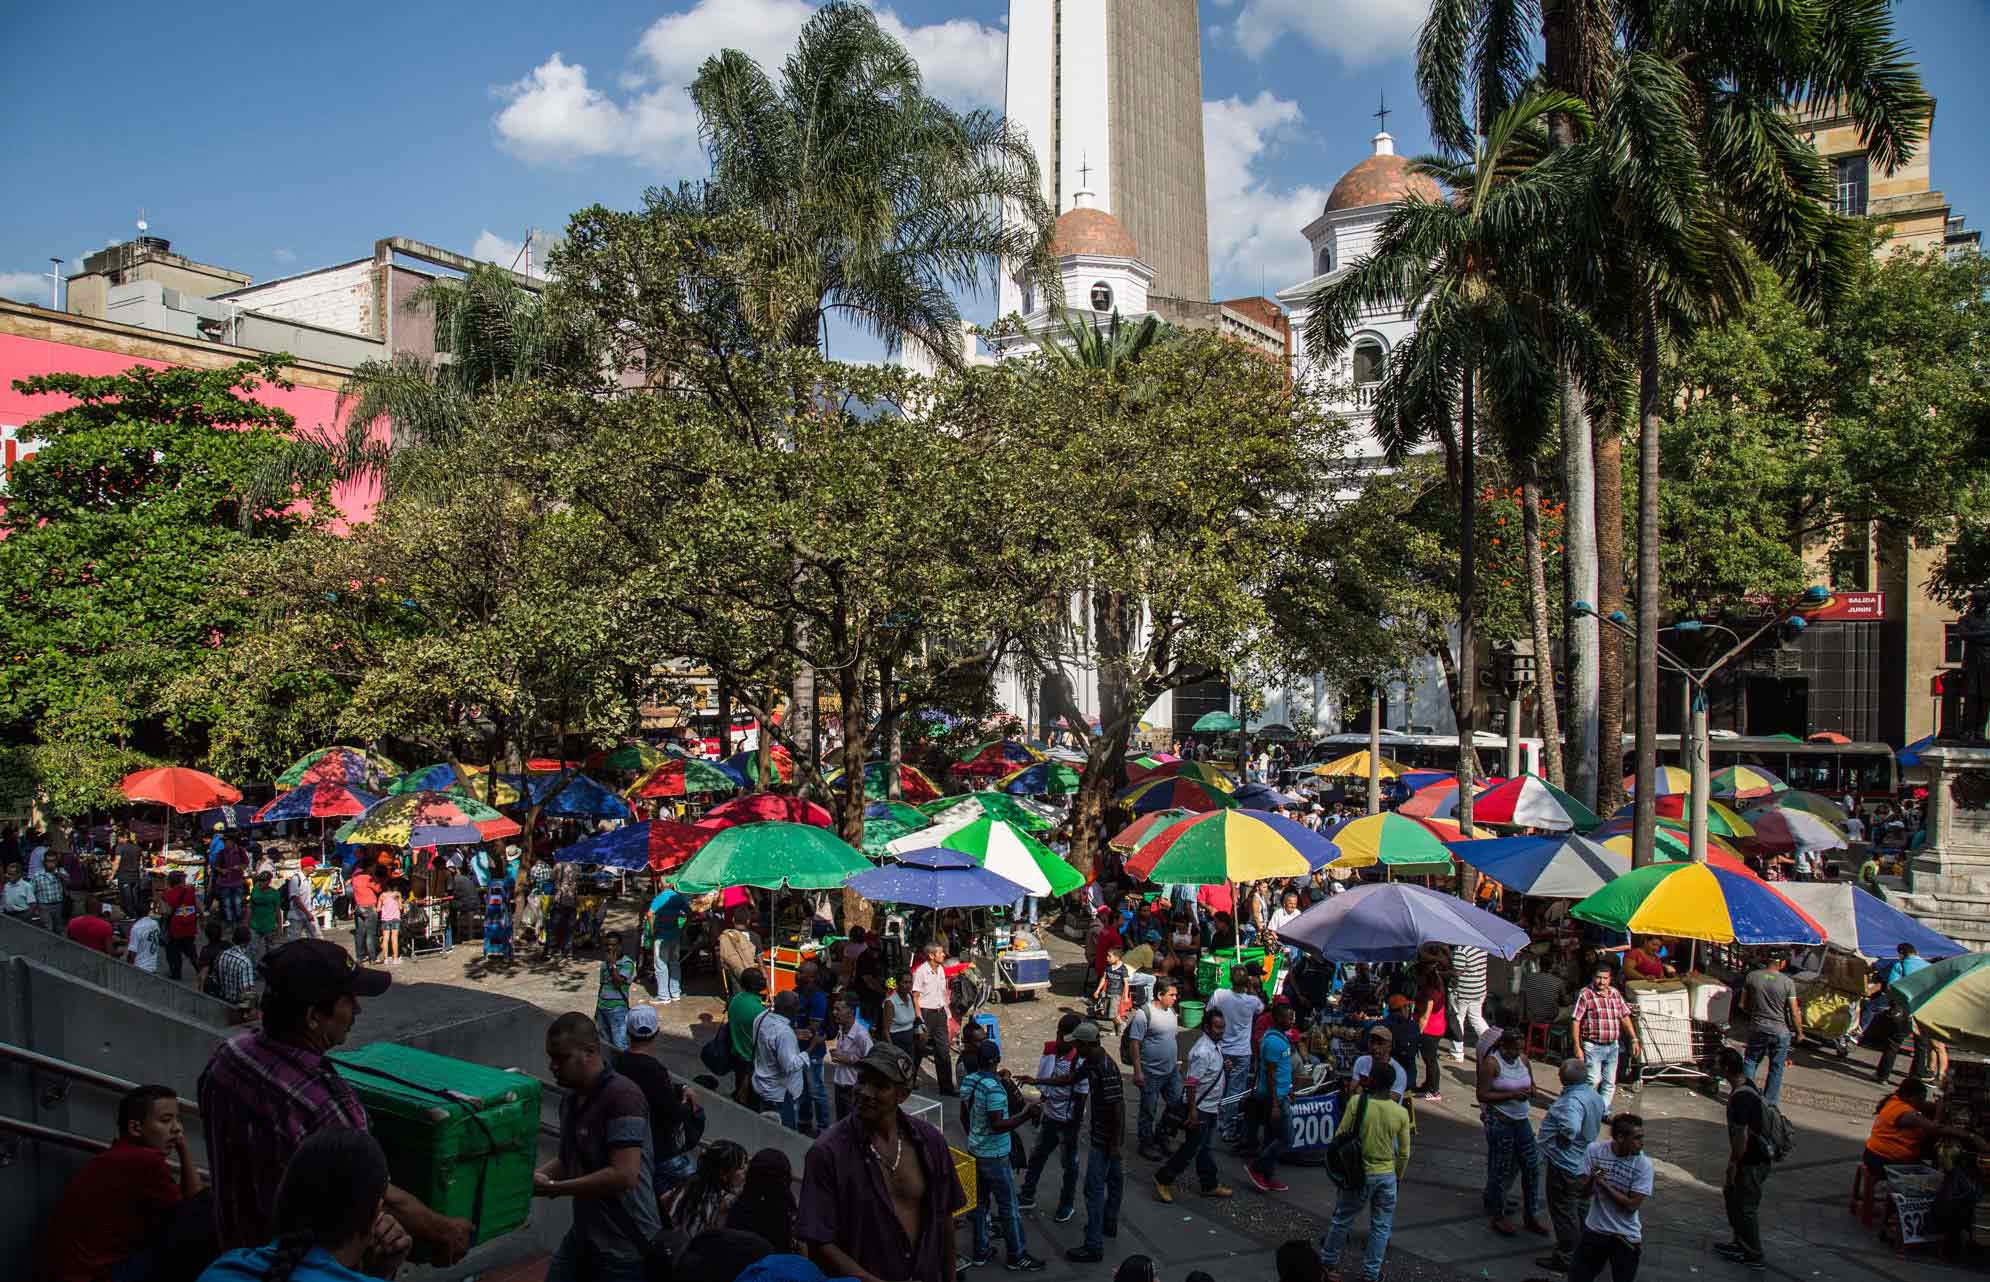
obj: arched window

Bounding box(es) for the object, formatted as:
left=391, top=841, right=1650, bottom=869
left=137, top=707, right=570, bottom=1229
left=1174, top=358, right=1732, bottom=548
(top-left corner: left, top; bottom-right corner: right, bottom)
left=1315, top=245, right=1333, bottom=276
left=1089, top=280, right=1114, bottom=312
left=1352, top=338, right=1384, bottom=385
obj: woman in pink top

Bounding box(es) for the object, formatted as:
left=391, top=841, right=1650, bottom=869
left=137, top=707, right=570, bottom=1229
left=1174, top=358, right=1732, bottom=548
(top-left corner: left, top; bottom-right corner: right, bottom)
left=379, top=880, right=405, bottom=965
left=911, top=941, right=955, bottom=1094
left=1414, top=964, right=1449, bottom=1101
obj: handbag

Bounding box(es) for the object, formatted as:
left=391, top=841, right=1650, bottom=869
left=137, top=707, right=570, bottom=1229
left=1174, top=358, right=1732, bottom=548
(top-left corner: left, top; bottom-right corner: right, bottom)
left=699, top=1018, right=735, bottom=1076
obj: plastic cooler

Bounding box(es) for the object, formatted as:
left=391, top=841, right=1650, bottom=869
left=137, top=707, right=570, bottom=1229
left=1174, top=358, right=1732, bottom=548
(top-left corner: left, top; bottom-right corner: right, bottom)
left=762, top=944, right=823, bottom=996
left=330, top=1043, right=540, bottom=1256
left=1197, top=948, right=1278, bottom=997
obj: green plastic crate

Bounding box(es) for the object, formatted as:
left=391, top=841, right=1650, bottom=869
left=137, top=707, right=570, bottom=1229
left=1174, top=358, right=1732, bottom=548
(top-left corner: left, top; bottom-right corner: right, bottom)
left=1195, top=947, right=1280, bottom=998
left=330, top=1042, right=541, bottom=1256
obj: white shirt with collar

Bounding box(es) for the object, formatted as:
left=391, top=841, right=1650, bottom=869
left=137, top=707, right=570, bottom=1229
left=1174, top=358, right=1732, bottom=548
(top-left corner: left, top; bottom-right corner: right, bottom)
left=752, top=1009, right=807, bottom=1102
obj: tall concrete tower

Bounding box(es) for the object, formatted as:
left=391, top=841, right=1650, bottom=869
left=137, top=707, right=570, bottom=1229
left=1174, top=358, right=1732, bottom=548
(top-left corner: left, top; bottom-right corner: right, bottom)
left=1001, top=0, right=1211, bottom=316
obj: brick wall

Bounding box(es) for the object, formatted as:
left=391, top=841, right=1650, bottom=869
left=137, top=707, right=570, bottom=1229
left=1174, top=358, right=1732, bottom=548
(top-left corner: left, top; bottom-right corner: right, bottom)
left=225, top=261, right=376, bottom=337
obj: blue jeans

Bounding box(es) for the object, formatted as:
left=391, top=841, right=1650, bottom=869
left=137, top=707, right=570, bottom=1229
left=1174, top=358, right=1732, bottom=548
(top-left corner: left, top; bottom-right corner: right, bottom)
left=653, top=936, right=682, bottom=1000
left=1483, top=1112, right=1543, bottom=1220
left=971, top=1155, right=1026, bottom=1262
left=1582, top=1040, right=1622, bottom=1109
left=1218, top=1054, right=1252, bottom=1139
left=546, top=1233, right=645, bottom=1282
left=1138, top=1068, right=1182, bottom=1146
left=800, top=1056, right=829, bottom=1131
left=1251, top=1100, right=1293, bottom=1178
left=218, top=886, right=244, bottom=925
left=1020, top=1117, right=1081, bottom=1213
left=1744, top=1029, right=1793, bottom=1106
left=1321, top=1171, right=1398, bottom=1282
left=758, top=1090, right=799, bottom=1130
left=1082, top=1145, right=1123, bottom=1252
left=1157, top=1114, right=1220, bottom=1191
left=597, top=1005, right=630, bottom=1053
left=1012, top=895, right=1039, bottom=924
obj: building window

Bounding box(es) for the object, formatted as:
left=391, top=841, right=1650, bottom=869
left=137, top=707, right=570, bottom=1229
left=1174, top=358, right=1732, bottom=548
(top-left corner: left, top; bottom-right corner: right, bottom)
left=1089, top=281, right=1114, bottom=312
left=1832, top=154, right=1868, bottom=217
left=1352, top=339, right=1384, bottom=385
left=1947, top=622, right=1965, bottom=665
left=1315, top=245, right=1332, bottom=276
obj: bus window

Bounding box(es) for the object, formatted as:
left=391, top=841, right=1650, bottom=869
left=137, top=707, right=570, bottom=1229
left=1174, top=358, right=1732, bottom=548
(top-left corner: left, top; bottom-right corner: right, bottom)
left=1847, top=755, right=1892, bottom=795
left=1784, top=757, right=1837, bottom=792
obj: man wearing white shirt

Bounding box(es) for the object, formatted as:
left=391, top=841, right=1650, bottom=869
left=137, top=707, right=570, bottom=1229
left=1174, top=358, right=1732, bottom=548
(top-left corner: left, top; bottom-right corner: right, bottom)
left=1350, top=1025, right=1410, bottom=1101
left=752, top=990, right=809, bottom=1129
left=1154, top=1006, right=1233, bottom=1202
left=1204, top=970, right=1264, bottom=1142
left=1568, top=1114, right=1654, bottom=1282
left=125, top=904, right=165, bottom=974
left=824, top=995, right=873, bottom=1122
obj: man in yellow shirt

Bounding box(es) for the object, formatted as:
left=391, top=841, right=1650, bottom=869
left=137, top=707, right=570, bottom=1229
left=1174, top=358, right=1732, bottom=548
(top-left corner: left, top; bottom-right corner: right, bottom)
left=1320, top=1059, right=1414, bottom=1282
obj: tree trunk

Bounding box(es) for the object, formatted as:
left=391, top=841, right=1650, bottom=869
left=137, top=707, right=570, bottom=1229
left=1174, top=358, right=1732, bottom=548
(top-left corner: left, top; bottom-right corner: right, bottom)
left=836, top=658, right=874, bottom=931
left=1065, top=592, right=1138, bottom=882
left=880, top=650, right=903, bottom=801
left=1520, top=450, right=1566, bottom=788
left=1367, top=683, right=1383, bottom=815
left=715, top=676, right=732, bottom=765
left=1631, top=305, right=1662, bottom=868
left=1595, top=420, right=1628, bottom=819
left=1457, top=370, right=1478, bottom=837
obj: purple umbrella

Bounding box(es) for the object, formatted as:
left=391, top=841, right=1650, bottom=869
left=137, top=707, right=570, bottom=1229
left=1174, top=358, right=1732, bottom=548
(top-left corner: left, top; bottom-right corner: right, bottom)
left=845, top=862, right=1029, bottom=909
left=1280, top=882, right=1531, bottom=962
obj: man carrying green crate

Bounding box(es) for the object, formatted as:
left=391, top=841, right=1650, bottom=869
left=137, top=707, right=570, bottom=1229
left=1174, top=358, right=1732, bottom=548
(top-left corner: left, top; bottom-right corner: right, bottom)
left=537, top=1011, right=661, bottom=1282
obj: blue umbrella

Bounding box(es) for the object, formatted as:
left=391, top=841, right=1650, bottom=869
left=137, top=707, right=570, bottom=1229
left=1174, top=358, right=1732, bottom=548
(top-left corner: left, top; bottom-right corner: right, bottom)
left=845, top=862, right=1028, bottom=909
left=1776, top=882, right=1964, bottom=960
left=887, top=845, right=977, bottom=869
left=1281, top=881, right=1532, bottom=962
left=1444, top=833, right=1627, bottom=900
left=199, top=803, right=263, bottom=831
left=1229, top=781, right=1298, bottom=810
left=552, top=822, right=655, bottom=871
left=504, top=773, right=634, bottom=820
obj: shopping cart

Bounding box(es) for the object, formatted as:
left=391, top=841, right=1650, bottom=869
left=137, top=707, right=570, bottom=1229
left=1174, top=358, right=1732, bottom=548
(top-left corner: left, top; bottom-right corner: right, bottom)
left=1630, top=1005, right=1722, bottom=1093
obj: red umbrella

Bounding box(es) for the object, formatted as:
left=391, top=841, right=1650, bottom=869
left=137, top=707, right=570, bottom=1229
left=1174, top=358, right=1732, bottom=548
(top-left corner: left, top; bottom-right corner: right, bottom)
left=648, top=817, right=734, bottom=873
left=707, top=793, right=833, bottom=828
left=120, top=767, right=241, bottom=814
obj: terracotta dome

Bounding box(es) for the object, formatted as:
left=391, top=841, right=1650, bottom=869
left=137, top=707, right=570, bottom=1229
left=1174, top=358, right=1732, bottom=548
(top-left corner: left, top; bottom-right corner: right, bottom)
left=1325, top=137, right=1443, bottom=214
left=1051, top=206, right=1139, bottom=259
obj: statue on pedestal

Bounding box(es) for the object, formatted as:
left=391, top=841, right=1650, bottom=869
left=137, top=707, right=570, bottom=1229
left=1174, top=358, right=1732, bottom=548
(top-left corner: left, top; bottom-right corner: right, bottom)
left=1956, top=588, right=1990, bottom=744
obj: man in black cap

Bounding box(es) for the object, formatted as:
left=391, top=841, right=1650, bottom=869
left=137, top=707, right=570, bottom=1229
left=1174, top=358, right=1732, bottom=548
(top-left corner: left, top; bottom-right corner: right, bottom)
left=197, top=939, right=473, bottom=1261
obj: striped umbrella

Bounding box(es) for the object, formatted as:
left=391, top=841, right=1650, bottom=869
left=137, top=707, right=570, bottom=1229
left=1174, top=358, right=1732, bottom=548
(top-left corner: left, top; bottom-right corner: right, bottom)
left=1759, top=790, right=1850, bottom=825
left=1444, top=833, right=1628, bottom=899
left=727, top=745, right=795, bottom=786
left=255, top=783, right=382, bottom=824
left=707, top=793, right=833, bottom=828
left=553, top=817, right=730, bottom=873
left=1398, top=776, right=1506, bottom=821
left=275, top=747, right=398, bottom=789
left=1118, top=776, right=1239, bottom=816
left=1611, top=796, right=1755, bottom=839
left=340, top=791, right=521, bottom=848
left=1623, top=767, right=1693, bottom=797
left=997, top=760, right=1085, bottom=796
left=628, top=758, right=743, bottom=799
left=826, top=761, right=943, bottom=804
left=1712, top=765, right=1786, bottom=801
left=670, top=822, right=869, bottom=894
left=1323, top=813, right=1459, bottom=869
left=1738, top=805, right=1847, bottom=855
left=860, top=800, right=932, bottom=856
left=1107, top=809, right=1194, bottom=854
left=1571, top=862, right=1824, bottom=945
left=1125, top=759, right=1237, bottom=790
left=1125, top=809, right=1338, bottom=882
left=918, top=791, right=1055, bottom=833
left=1307, top=751, right=1413, bottom=780
left=954, top=739, right=1045, bottom=777
left=1472, top=774, right=1602, bottom=832
left=600, top=742, right=668, bottom=772
left=887, top=816, right=1082, bottom=897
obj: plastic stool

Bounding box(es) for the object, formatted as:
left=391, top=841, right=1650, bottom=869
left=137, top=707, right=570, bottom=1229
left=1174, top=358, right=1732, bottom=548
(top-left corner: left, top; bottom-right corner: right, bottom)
left=1849, top=1162, right=1879, bottom=1226
left=971, top=1011, right=1001, bottom=1053
left=1525, top=1022, right=1554, bottom=1059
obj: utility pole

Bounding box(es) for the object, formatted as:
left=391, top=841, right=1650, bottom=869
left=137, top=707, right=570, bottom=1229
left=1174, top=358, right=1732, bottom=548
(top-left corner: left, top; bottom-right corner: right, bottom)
left=1495, top=640, right=1536, bottom=778
left=1367, top=682, right=1383, bottom=815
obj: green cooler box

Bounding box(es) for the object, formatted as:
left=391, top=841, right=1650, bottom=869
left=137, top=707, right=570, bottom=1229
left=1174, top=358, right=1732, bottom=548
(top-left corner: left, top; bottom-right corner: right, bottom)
left=331, top=1043, right=541, bottom=1255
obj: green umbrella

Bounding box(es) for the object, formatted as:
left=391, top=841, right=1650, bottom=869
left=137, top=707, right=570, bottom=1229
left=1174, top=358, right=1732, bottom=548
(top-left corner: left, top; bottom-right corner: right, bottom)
left=1888, top=952, right=1990, bottom=1054
left=918, top=791, right=1054, bottom=833
left=670, top=822, right=871, bottom=895
left=602, top=742, right=666, bottom=772
left=910, top=816, right=1084, bottom=898
left=861, top=801, right=933, bottom=856
left=1192, top=711, right=1242, bottom=733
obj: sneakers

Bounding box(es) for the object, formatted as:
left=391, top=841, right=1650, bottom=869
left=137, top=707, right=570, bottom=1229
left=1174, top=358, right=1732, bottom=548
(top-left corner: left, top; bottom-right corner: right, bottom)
left=1154, top=1179, right=1175, bottom=1204
left=1065, top=1246, right=1105, bottom=1263
left=1015, top=1193, right=1038, bottom=1211
left=1713, top=1243, right=1766, bottom=1270
left=1246, top=1168, right=1289, bottom=1193
left=1006, top=1254, right=1048, bottom=1273
left=1204, top=1184, right=1235, bottom=1198
left=1053, top=1205, right=1076, bottom=1224
left=1416, top=1091, right=1442, bottom=1102
left=1536, top=1252, right=1570, bottom=1273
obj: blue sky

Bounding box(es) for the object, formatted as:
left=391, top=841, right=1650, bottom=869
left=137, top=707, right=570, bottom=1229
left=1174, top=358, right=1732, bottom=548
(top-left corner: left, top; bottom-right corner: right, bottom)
left=4, top=0, right=1986, bottom=357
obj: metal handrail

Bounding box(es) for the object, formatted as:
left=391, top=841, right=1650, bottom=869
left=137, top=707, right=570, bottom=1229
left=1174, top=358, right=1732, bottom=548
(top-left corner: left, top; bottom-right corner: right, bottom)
left=0, top=1114, right=210, bottom=1178
left=0, top=1040, right=200, bottom=1117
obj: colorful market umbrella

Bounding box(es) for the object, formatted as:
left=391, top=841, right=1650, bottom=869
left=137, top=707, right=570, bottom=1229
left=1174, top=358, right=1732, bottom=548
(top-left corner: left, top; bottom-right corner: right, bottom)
left=1411, top=816, right=1493, bottom=844
left=1281, top=882, right=1532, bottom=962
left=1762, top=790, right=1851, bottom=825
left=1126, top=809, right=1339, bottom=883
left=1598, top=825, right=1697, bottom=862
left=707, top=793, right=834, bottom=828
left=120, top=767, right=242, bottom=814
left=1228, top=781, right=1298, bottom=810
left=1444, top=832, right=1629, bottom=899
left=1887, top=952, right=1990, bottom=1053
left=1611, top=796, right=1755, bottom=839
left=860, top=800, right=933, bottom=856
left=508, top=773, right=633, bottom=820
left=387, top=764, right=465, bottom=794
left=1397, top=776, right=1507, bottom=821
left=825, top=761, right=943, bottom=804
left=1774, top=883, right=1965, bottom=961
left=887, top=816, right=1083, bottom=898
left=670, top=822, right=870, bottom=894
left=1307, top=751, right=1412, bottom=780
left=954, top=739, right=1044, bottom=777
left=1322, top=813, right=1459, bottom=869
left=254, top=784, right=382, bottom=824
left=1191, top=711, right=1242, bottom=733
left=845, top=862, right=1030, bottom=910
left=628, top=758, right=745, bottom=799
left=1623, top=766, right=1693, bottom=797
left=399, top=765, right=523, bottom=806
left=553, top=817, right=729, bottom=873
left=997, top=760, right=1084, bottom=796
left=1118, top=775, right=1239, bottom=815
left=889, top=845, right=977, bottom=869
left=275, top=747, right=397, bottom=789
left=1737, top=805, right=1847, bottom=854
left=918, top=791, right=1055, bottom=833
left=1571, top=862, right=1824, bottom=945
left=1107, top=809, right=1194, bottom=853
left=1472, top=774, right=1603, bottom=832
left=727, top=745, right=795, bottom=786
left=600, top=742, right=668, bottom=772
left=1712, top=765, right=1786, bottom=801
left=341, top=790, right=522, bottom=849
left=1126, top=760, right=1237, bottom=790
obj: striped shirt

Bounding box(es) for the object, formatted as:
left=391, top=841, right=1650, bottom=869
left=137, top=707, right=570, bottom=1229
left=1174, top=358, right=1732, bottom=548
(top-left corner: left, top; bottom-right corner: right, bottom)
left=1451, top=946, right=1489, bottom=1002
left=213, top=947, right=257, bottom=1004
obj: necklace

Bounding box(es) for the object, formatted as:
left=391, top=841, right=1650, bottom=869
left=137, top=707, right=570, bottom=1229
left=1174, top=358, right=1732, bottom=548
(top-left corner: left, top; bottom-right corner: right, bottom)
left=870, top=1129, right=903, bottom=1173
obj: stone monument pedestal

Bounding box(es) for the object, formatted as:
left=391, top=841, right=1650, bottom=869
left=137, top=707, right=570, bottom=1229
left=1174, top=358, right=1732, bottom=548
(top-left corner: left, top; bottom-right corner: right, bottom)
left=1895, top=744, right=1990, bottom=951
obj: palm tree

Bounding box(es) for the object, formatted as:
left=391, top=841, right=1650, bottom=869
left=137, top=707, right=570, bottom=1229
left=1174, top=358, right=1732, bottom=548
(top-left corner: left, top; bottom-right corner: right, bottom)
left=1308, top=89, right=1603, bottom=834
left=1045, top=308, right=1165, bottom=378
left=688, top=1, right=1059, bottom=370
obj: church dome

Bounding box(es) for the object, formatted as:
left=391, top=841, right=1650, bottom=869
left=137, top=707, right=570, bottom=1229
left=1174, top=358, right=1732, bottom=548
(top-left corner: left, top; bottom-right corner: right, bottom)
left=1325, top=133, right=1443, bottom=214
left=1052, top=202, right=1138, bottom=260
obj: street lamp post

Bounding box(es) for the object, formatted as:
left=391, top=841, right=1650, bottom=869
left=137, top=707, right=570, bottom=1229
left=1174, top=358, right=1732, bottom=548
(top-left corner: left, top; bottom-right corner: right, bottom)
left=1493, top=641, right=1537, bottom=778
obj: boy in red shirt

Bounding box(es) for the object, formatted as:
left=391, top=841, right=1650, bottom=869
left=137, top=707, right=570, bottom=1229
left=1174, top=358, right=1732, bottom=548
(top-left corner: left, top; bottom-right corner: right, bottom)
left=159, top=869, right=202, bottom=982
left=41, top=1084, right=203, bottom=1281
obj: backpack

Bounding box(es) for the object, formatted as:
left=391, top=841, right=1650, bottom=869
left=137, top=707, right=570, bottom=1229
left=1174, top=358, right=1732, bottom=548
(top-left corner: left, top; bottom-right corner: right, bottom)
left=1325, top=1090, right=1370, bottom=1192
left=1739, top=1084, right=1794, bottom=1161
left=699, top=1015, right=735, bottom=1076
left=1120, top=1011, right=1144, bottom=1067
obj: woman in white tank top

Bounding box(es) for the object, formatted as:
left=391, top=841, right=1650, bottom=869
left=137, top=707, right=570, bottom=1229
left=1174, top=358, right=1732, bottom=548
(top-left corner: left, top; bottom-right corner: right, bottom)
left=1477, top=1025, right=1548, bottom=1236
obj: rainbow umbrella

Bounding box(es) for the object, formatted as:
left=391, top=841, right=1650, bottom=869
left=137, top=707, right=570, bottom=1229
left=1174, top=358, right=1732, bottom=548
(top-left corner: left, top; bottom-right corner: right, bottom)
left=954, top=739, right=1044, bottom=777
left=1737, top=805, right=1847, bottom=854
left=628, top=758, right=744, bottom=799
left=1599, top=825, right=1696, bottom=862
left=1108, top=808, right=1194, bottom=853
left=1323, top=813, right=1458, bottom=869
left=1445, top=833, right=1628, bottom=899
left=275, top=747, right=398, bottom=789
left=1119, top=775, right=1239, bottom=815
left=255, top=783, right=382, bottom=823
left=1126, top=809, right=1339, bottom=883
left=553, top=817, right=729, bottom=873
left=1470, top=774, right=1601, bottom=832
left=727, top=745, right=795, bottom=786
left=1282, top=882, right=1532, bottom=962
left=919, top=791, right=1055, bottom=833
left=1415, top=817, right=1493, bottom=843
left=998, top=760, right=1085, bottom=796
left=1125, top=759, right=1237, bottom=790
left=434, top=765, right=524, bottom=806
left=1623, top=766, right=1693, bottom=797
left=826, top=761, right=943, bottom=804
left=887, top=815, right=1082, bottom=897
left=708, top=793, right=834, bottom=828
left=1571, top=862, right=1823, bottom=945
left=1612, top=796, right=1755, bottom=839
left=600, top=742, right=668, bottom=773
left=670, top=821, right=869, bottom=894
left=1760, top=790, right=1850, bottom=825
left=341, top=790, right=522, bottom=848
left=1397, top=776, right=1506, bottom=821
left=1307, top=751, right=1413, bottom=780
left=1887, top=952, right=1990, bottom=1053
left=1712, top=765, right=1786, bottom=801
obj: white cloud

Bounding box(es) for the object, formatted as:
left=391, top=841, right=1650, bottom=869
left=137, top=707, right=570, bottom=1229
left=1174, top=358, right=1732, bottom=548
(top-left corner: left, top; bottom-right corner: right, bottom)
left=272, top=248, right=297, bottom=264
left=0, top=270, right=51, bottom=304
left=1203, top=93, right=1329, bottom=294
left=471, top=229, right=553, bottom=280
left=494, top=0, right=1006, bottom=170
left=1231, top=0, right=1426, bottom=65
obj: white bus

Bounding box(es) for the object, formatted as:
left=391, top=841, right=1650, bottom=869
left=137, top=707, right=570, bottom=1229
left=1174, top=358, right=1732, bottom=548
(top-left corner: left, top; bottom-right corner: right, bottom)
left=1310, top=730, right=1547, bottom=780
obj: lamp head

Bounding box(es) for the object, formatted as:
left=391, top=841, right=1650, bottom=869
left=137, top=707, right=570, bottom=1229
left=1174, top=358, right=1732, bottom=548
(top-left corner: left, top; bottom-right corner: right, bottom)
left=1608, top=610, right=1628, bottom=625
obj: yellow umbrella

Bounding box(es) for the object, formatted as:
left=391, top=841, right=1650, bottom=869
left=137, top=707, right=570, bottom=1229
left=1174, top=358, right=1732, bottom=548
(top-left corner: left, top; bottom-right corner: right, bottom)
left=1308, top=750, right=1413, bottom=780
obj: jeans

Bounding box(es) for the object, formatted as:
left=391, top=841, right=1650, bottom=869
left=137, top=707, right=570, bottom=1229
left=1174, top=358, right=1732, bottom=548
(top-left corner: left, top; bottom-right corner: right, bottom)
left=971, top=1155, right=1026, bottom=1262
left=1449, top=995, right=1489, bottom=1059
left=1545, top=1164, right=1590, bottom=1256
left=1012, top=895, right=1039, bottom=925
left=758, top=1090, right=800, bottom=1130
left=653, top=936, right=682, bottom=1000
left=1743, top=1029, right=1793, bottom=1106
left=597, top=1005, right=630, bottom=1053
left=353, top=907, right=379, bottom=962
left=1217, top=1054, right=1252, bottom=1139
left=545, top=1232, right=646, bottom=1282
left=1082, top=1145, right=1123, bottom=1252
left=1157, top=1115, right=1221, bottom=1191
left=118, top=878, right=145, bottom=922
left=217, top=886, right=244, bottom=925
left=1021, top=1117, right=1081, bottom=1213
left=1724, top=1161, right=1768, bottom=1258
left=164, top=935, right=197, bottom=982
left=800, top=1056, right=828, bottom=1131
left=1137, top=1069, right=1182, bottom=1146
left=1582, top=1040, right=1622, bottom=1109
left=1251, top=1101, right=1293, bottom=1178
left=833, top=1082, right=855, bottom=1122
left=1321, top=1171, right=1398, bottom=1282
left=1482, top=1113, right=1542, bottom=1220
left=548, top=902, right=575, bottom=955
left=1567, top=1228, right=1642, bottom=1282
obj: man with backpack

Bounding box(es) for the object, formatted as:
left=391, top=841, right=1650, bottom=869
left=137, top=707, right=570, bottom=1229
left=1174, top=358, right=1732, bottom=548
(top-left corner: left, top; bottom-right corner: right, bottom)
left=1319, top=1059, right=1414, bottom=1282
left=1717, top=1047, right=1785, bottom=1271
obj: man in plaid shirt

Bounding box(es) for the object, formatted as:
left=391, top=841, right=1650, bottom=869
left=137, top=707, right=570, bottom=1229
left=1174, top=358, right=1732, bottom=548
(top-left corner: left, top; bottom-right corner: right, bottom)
left=1569, top=961, right=1641, bottom=1110
left=28, top=863, right=67, bottom=931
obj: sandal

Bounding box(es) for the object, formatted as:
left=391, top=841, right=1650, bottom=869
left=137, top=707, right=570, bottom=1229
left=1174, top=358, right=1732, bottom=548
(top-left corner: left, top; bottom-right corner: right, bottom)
left=1489, top=1218, right=1519, bottom=1236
